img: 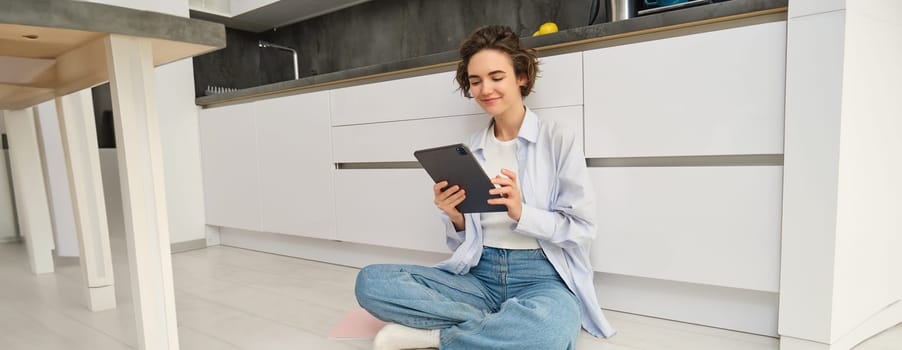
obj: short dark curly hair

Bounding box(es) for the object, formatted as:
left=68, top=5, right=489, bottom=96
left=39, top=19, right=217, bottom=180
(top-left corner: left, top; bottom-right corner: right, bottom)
left=455, top=25, right=539, bottom=98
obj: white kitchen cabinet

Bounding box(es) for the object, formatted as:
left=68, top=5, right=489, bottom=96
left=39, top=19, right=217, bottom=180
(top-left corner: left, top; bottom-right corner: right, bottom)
left=199, top=92, right=339, bottom=239
left=589, top=166, right=783, bottom=292
left=330, top=52, right=584, bottom=127
left=524, top=52, right=583, bottom=108
left=536, top=106, right=585, bottom=149
left=583, top=21, right=786, bottom=157
left=334, top=169, right=448, bottom=253
left=255, top=92, right=337, bottom=240
left=332, top=113, right=488, bottom=163
left=332, top=106, right=585, bottom=163
left=331, top=105, right=585, bottom=253
left=330, top=71, right=480, bottom=127
left=198, top=102, right=261, bottom=231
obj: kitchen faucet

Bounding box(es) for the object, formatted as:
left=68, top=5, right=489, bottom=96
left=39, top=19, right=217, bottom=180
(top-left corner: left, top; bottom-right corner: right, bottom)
left=258, top=40, right=299, bottom=80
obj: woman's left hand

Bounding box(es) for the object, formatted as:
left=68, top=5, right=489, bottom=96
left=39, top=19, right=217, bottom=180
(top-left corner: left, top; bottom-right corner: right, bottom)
left=488, top=168, right=523, bottom=221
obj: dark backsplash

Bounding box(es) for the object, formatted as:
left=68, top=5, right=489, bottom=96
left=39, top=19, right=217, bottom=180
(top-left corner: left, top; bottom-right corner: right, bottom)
left=191, top=0, right=603, bottom=97
left=193, top=27, right=265, bottom=95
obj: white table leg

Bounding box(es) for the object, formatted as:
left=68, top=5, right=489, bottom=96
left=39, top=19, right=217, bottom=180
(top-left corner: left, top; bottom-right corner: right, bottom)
left=55, top=90, right=117, bottom=311
left=2, top=108, right=55, bottom=274
left=105, top=34, right=179, bottom=350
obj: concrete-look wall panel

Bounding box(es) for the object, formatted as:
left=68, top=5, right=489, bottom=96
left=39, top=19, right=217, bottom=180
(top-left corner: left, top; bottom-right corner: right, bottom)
left=193, top=0, right=600, bottom=96
left=191, top=27, right=263, bottom=93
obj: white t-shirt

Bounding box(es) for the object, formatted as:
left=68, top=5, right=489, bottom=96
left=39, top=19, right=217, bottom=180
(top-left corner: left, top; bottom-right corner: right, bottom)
left=480, top=124, right=540, bottom=250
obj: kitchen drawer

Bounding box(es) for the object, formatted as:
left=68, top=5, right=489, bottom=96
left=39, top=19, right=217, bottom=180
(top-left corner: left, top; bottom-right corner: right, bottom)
left=332, top=106, right=585, bottom=163
left=334, top=169, right=448, bottom=253
left=523, top=52, right=583, bottom=108
left=332, top=114, right=487, bottom=163
left=589, top=166, right=783, bottom=292
left=330, top=71, right=479, bottom=126
left=331, top=53, right=583, bottom=126
left=256, top=92, right=337, bottom=240
left=198, top=102, right=261, bottom=231
left=583, top=21, right=786, bottom=157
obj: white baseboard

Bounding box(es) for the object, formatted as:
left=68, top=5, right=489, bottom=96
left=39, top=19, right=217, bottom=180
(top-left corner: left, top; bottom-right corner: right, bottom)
left=205, top=224, right=221, bottom=246
left=218, top=226, right=780, bottom=336
left=781, top=300, right=902, bottom=350
left=0, top=236, right=21, bottom=243
left=218, top=227, right=450, bottom=268
left=170, top=238, right=207, bottom=253
left=597, top=272, right=779, bottom=336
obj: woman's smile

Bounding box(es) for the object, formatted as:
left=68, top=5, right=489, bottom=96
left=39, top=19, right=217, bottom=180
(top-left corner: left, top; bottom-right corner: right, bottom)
left=480, top=96, right=501, bottom=105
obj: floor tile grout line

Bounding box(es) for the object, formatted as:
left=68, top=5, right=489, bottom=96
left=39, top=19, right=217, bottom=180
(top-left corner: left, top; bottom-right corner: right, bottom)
left=177, top=322, right=246, bottom=350
left=174, top=273, right=354, bottom=317
left=172, top=250, right=359, bottom=293
left=171, top=260, right=358, bottom=311
left=11, top=300, right=136, bottom=349
left=175, top=246, right=360, bottom=276
left=174, top=283, right=348, bottom=339
left=207, top=245, right=365, bottom=271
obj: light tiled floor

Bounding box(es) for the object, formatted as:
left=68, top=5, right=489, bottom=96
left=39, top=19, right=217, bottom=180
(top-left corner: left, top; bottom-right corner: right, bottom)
left=1, top=236, right=900, bottom=350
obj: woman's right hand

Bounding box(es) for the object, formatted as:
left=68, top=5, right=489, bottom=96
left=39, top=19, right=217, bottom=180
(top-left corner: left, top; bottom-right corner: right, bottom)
left=433, top=181, right=466, bottom=231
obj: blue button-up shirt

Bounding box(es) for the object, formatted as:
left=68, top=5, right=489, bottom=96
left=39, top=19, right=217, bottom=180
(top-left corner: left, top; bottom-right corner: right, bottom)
left=434, top=108, right=617, bottom=338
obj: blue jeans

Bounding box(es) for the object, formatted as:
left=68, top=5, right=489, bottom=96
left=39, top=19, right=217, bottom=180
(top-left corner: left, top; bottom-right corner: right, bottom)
left=355, top=247, right=580, bottom=350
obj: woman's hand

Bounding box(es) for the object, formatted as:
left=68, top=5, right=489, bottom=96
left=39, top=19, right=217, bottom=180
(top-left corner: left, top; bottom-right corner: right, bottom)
left=433, top=181, right=465, bottom=230
left=488, top=168, right=523, bottom=221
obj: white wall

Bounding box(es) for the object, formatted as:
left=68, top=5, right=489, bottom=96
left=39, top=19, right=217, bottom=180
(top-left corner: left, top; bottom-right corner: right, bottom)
left=83, top=0, right=207, bottom=244
left=34, top=101, right=79, bottom=257
left=830, top=0, right=902, bottom=339
left=154, top=61, right=208, bottom=244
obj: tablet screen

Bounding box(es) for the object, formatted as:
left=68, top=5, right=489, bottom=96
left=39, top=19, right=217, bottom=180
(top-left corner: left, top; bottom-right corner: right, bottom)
left=414, top=144, right=507, bottom=213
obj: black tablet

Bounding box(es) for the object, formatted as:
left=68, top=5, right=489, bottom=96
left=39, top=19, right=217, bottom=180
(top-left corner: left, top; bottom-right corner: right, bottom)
left=414, top=144, right=508, bottom=213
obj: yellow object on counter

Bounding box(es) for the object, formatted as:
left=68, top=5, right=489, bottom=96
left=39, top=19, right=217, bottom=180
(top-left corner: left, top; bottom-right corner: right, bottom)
left=533, top=22, right=559, bottom=36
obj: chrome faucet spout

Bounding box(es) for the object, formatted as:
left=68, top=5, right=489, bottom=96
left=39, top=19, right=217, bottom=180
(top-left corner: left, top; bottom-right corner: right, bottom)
left=258, top=40, right=299, bottom=80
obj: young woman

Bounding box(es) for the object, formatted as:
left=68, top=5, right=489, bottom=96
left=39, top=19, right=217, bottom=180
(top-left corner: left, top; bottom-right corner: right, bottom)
left=355, top=25, right=616, bottom=350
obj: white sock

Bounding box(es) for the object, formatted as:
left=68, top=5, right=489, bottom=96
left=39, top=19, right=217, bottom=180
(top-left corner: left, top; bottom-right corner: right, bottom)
left=372, top=323, right=440, bottom=350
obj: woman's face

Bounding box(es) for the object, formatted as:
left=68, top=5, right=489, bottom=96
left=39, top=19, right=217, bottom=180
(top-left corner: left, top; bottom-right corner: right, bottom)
left=466, top=49, right=527, bottom=117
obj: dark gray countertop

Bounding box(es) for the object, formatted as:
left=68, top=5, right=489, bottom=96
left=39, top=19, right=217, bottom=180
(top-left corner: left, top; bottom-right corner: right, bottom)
left=196, top=0, right=787, bottom=107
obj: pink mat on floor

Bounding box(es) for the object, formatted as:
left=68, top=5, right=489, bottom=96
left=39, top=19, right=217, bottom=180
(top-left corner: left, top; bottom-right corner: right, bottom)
left=328, top=307, right=388, bottom=340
